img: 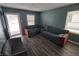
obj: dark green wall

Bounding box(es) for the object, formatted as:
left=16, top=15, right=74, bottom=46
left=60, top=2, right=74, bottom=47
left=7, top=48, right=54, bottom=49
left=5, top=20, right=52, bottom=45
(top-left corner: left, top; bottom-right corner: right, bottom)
left=2, top=7, right=41, bottom=28
left=40, top=4, right=79, bottom=43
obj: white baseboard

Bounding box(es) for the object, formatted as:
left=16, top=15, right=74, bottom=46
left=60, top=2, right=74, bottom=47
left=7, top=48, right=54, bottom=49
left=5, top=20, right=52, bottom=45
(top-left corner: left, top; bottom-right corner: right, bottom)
left=68, top=40, right=79, bottom=46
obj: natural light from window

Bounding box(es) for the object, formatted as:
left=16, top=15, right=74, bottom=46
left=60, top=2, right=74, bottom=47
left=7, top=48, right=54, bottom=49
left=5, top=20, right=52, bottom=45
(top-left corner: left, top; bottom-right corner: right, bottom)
left=27, top=14, right=35, bottom=26
left=5, top=14, right=20, bottom=36
left=65, top=11, right=79, bottom=34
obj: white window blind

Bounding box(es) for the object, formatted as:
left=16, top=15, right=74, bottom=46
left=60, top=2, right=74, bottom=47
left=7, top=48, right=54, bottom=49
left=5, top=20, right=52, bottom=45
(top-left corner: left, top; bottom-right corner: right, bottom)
left=27, top=14, right=35, bottom=26
left=65, top=11, right=79, bottom=34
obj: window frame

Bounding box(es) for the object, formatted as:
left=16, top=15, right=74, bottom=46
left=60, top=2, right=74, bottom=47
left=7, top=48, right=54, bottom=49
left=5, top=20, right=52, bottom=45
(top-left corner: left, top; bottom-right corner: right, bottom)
left=26, top=14, right=35, bottom=26
left=65, top=11, right=79, bottom=34
left=5, top=13, right=21, bottom=37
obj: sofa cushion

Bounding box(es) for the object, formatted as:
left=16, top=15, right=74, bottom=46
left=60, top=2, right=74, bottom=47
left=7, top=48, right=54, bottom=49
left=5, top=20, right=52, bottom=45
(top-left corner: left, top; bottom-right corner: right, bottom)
left=27, top=27, right=40, bottom=37
left=41, top=31, right=59, bottom=45
left=47, top=26, right=68, bottom=34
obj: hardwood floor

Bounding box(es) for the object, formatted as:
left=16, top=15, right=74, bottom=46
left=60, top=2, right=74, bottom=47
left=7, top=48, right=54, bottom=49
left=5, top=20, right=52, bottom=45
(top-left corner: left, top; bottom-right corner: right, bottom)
left=23, top=35, right=79, bottom=56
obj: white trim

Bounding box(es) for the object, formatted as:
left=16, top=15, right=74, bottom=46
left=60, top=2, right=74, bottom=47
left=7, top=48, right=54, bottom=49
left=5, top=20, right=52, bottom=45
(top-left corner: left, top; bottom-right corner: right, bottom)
left=64, top=11, right=71, bottom=30
left=68, top=40, right=79, bottom=46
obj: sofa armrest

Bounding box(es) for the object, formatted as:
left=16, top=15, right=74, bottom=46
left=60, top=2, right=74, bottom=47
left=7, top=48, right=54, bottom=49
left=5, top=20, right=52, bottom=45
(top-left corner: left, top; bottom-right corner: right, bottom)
left=58, top=36, right=68, bottom=47
left=58, top=33, right=69, bottom=39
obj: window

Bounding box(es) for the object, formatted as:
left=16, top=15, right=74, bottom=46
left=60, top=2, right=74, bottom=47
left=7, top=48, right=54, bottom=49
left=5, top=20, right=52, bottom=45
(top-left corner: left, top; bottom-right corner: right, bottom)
left=65, top=11, right=79, bottom=34
left=27, top=14, right=35, bottom=26
left=5, top=13, right=21, bottom=36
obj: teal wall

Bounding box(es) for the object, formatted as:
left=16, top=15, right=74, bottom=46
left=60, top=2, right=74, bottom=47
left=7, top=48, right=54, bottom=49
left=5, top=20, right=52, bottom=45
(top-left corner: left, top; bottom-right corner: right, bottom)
left=0, top=7, right=2, bottom=12
left=40, top=4, right=79, bottom=43
left=2, top=7, right=41, bottom=28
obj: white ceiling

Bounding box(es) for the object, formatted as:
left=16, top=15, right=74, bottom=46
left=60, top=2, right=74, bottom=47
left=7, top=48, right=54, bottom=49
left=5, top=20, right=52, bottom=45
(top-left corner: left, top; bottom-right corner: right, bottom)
left=0, top=3, right=73, bottom=12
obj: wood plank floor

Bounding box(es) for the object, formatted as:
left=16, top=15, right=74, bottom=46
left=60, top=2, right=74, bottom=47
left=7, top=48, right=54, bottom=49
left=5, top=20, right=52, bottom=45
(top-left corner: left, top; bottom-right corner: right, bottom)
left=23, top=35, right=79, bottom=56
